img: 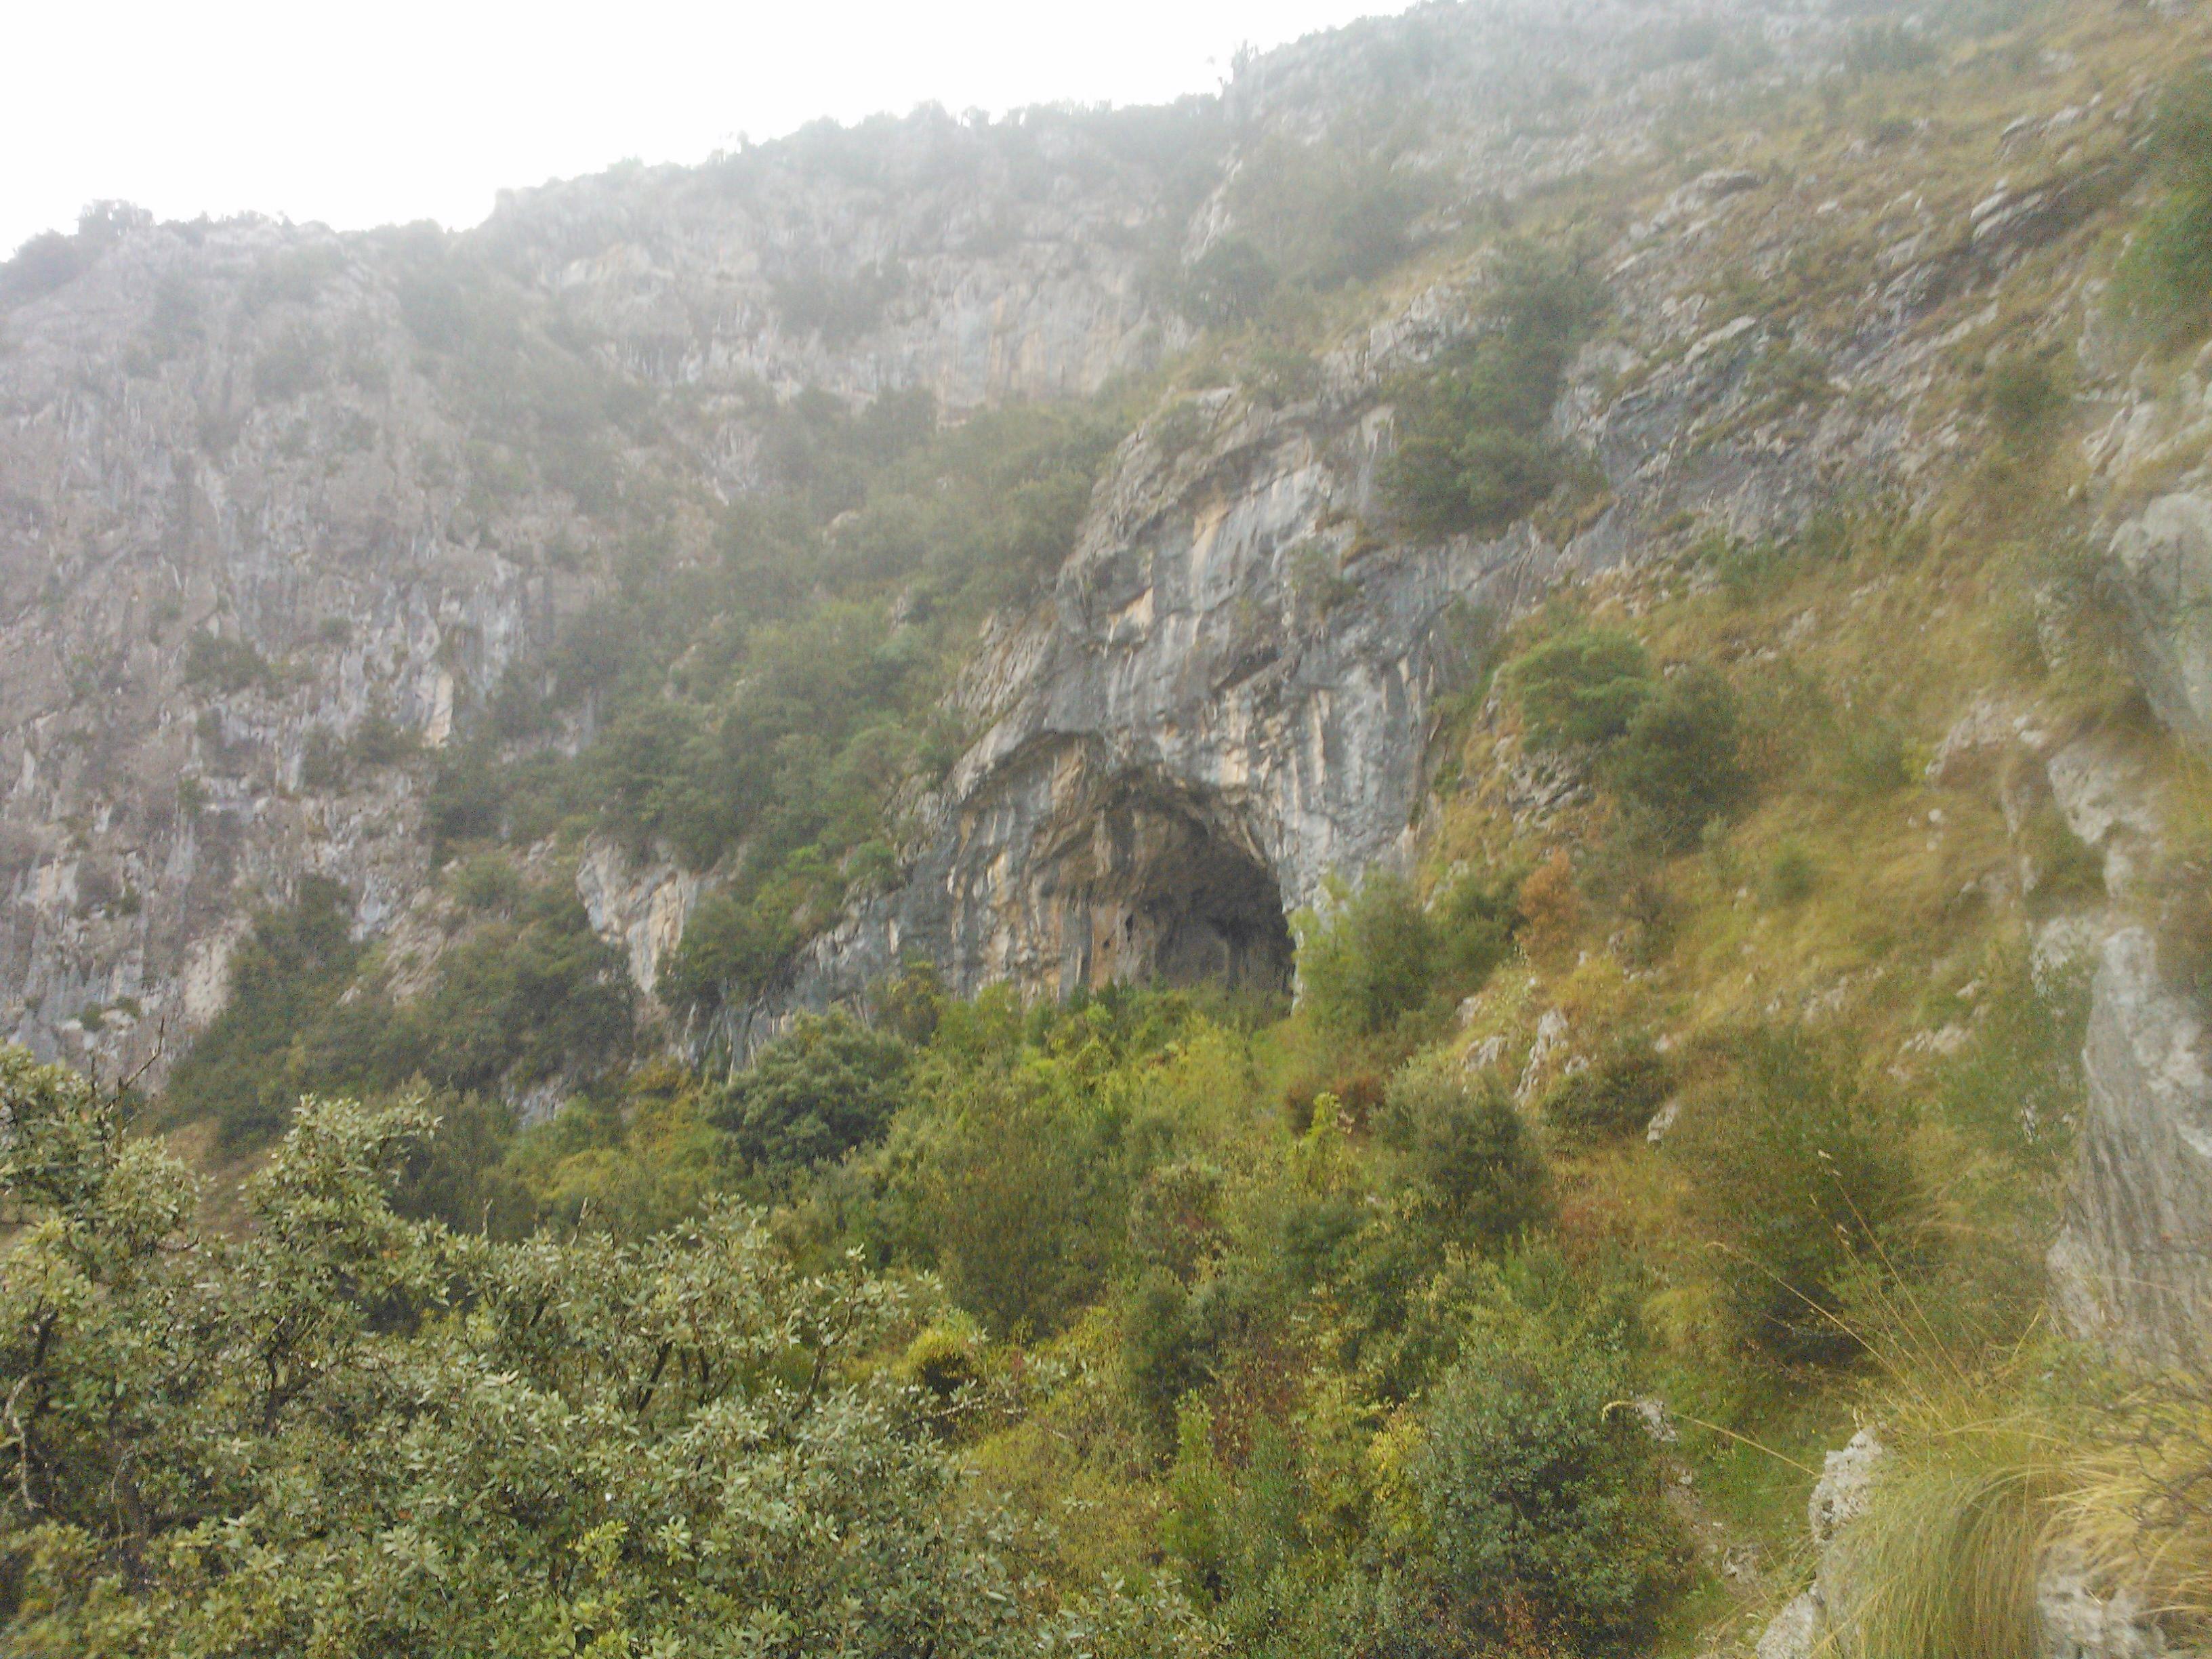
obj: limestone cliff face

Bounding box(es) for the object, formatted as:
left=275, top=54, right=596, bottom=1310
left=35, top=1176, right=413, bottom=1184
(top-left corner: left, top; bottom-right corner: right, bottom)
left=726, top=59, right=2139, bottom=1047
left=0, top=216, right=588, bottom=1084
left=0, top=105, right=1195, bottom=1083
left=479, top=112, right=1178, bottom=418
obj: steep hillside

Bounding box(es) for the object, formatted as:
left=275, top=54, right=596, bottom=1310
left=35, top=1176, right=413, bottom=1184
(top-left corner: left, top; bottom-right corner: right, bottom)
left=5, top=0, right=2212, bottom=1653
left=2, top=0, right=1936, bottom=1091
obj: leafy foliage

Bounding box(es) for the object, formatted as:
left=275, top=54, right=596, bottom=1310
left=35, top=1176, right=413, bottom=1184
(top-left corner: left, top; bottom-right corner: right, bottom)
left=1505, top=628, right=1656, bottom=749
left=712, top=1012, right=911, bottom=1178
left=1379, top=1058, right=1550, bottom=1248
left=162, top=877, right=365, bottom=1147
left=1539, top=1033, right=1673, bottom=1143
left=1605, top=664, right=1751, bottom=850
left=1382, top=247, right=1607, bottom=539
left=182, top=632, right=279, bottom=694
left=1413, top=1318, right=1687, bottom=1652
left=166, top=878, right=635, bottom=1149
left=1295, top=873, right=1439, bottom=1040
left=0, top=1052, right=1054, bottom=1657
left=1673, top=1027, right=1925, bottom=1364
left=1293, top=869, right=1519, bottom=1044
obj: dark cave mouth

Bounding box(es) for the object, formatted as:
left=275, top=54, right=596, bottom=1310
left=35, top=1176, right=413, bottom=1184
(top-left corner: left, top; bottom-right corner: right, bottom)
left=1099, top=802, right=1296, bottom=997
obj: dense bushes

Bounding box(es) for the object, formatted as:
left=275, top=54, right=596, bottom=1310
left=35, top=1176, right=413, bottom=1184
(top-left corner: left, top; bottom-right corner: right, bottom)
left=0, top=203, right=148, bottom=310
left=182, top=632, right=279, bottom=693
left=1540, top=1033, right=1673, bottom=1142
left=165, top=878, right=636, bottom=1148
left=162, top=876, right=365, bottom=1146
left=1503, top=628, right=1751, bottom=850
left=1414, top=1325, right=1687, bottom=1652
left=403, top=886, right=637, bottom=1095
left=1674, top=1027, right=1924, bottom=1364
left=1505, top=628, right=1655, bottom=749
left=1380, top=1058, right=1549, bottom=1246
left=1607, top=665, right=1751, bottom=849
left=711, top=1012, right=911, bottom=1177
left=1295, top=869, right=1517, bottom=1040
left=1296, top=873, right=1439, bottom=1038
left=0, top=1057, right=1075, bottom=1657
left=1382, top=247, right=1607, bottom=539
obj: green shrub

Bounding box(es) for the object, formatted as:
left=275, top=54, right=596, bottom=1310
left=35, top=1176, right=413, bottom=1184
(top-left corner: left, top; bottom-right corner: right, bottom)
left=2118, top=68, right=2212, bottom=344
left=1413, top=1322, right=1687, bottom=1652
left=1296, top=872, right=1439, bottom=1038
left=1121, top=1270, right=1227, bottom=1458
left=183, top=632, right=278, bottom=694
left=1540, top=1035, right=1673, bottom=1142
left=658, top=887, right=803, bottom=1014
left=771, top=259, right=904, bottom=345
left=1435, top=867, right=1520, bottom=996
left=1763, top=839, right=1818, bottom=906
left=1673, top=1027, right=1924, bottom=1364
left=909, top=1069, right=1121, bottom=1338
left=163, top=878, right=365, bottom=1147
left=1605, top=664, right=1751, bottom=851
left=1381, top=1057, right=1549, bottom=1246
left=1179, top=237, right=1280, bottom=328
left=1, top=1062, right=1038, bottom=1656
left=410, top=888, right=637, bottom=1096
left=252, top=329, right=321, bottom=401
left=711, top=1012, right=910, bottom=1177
left=1504, top=628, right=1655, bottom=749
left=1832, top=716, right=1914, bottom=799
left=1984, top=352, right=2068, bottom=448
left=0, top=231, right=88, bottom=308
left=299, top=726, right=346, bottom=791
left=1382, top=246, right=1607, bottom=539
left=387, top=1090, right=537, bottom=1237
left=167, top=877, right=638, bottom=1145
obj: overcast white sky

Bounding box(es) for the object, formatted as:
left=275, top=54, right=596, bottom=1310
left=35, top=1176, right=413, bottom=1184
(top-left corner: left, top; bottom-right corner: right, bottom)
left=3, top=0, right=1391, bottom=256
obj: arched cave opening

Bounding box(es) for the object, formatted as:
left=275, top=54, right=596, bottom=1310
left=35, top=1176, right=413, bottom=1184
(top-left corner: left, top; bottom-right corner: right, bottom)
left=1070, top=783, right=1296, bottom=997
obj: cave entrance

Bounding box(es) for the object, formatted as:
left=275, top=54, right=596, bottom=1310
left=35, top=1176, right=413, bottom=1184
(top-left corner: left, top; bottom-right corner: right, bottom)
left=1070, top=783, right=1295, bottom=997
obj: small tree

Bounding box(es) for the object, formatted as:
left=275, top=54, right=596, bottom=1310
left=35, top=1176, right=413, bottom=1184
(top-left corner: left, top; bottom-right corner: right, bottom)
left=1381, top=1056, right=1550, bottom=1246
left=1504, top=629, right=1656, bottom=749
left=1606, top=664, right=1750, bottom=851
left=712, top=1011, right=911, bottom=1176
left=0, top=1046, right=1050, bottom=1657
left=1414, top=1323, right=1687, bottom=1652
left=1296, top=873, right=1440, bottom=1038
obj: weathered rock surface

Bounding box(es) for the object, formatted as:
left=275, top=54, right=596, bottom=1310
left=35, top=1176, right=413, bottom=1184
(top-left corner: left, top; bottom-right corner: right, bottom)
left=2110, top=490, right=2212, bottom=749
left=1755, top=1430, right=2174, bottom=1659
left=2051, top=926, right=2212, bottom=1373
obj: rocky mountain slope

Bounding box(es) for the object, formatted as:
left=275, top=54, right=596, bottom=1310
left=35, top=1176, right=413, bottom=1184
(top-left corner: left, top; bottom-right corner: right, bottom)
left=2, top=0, right=2209, bottom=1391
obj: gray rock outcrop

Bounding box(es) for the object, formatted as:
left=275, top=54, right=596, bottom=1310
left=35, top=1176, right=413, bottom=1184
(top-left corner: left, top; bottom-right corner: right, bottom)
left=2051, top=926, right=2212, bottom=1373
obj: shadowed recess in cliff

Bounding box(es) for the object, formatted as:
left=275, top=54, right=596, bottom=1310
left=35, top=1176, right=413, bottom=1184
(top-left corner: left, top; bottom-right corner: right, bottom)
left=1043, top=777, right=1294, bottom=997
